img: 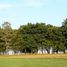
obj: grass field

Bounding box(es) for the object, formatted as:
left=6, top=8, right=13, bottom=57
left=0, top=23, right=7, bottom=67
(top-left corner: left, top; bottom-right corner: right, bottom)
left=0, top=54, right=67, bottom=67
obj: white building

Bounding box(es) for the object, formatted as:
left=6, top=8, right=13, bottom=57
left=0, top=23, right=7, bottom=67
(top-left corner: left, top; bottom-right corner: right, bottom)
left=50, top=47, right=53, bottom=54
left=38, top=47, right=53, bottom=54
left=38, top=47, right=48, bottom=54
left=6, top=49, right=15, bottom=55
left=58, top=51, right=64, bottom=54
left=65, top=49, right=67, bottom=53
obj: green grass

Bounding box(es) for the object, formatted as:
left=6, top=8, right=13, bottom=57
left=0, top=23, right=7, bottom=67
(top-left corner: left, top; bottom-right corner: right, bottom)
left=0, top=58, right=67, bottom=67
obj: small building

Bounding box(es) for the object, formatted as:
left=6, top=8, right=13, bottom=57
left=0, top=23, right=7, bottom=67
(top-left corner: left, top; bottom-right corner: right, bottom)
left=38, top=47, right=48, bottom=54
left=6, top=49, right=15, bottom=55
left=37, top=47, right=53, bottom=54
left=38, top=47, right=42, bottom=54
left=43, top=49, right=48, bottom=54
left=65, top=49, right=67, bottom=53
left=58, top=51, right=64, bottom=54
left=50, top=47, right=53, bottom=54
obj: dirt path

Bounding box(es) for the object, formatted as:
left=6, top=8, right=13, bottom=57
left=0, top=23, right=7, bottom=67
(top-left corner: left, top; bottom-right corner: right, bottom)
left=0, top=54, right=67, bottom=58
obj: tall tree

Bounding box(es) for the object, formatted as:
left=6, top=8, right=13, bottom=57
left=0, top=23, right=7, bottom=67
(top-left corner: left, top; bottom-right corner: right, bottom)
left=1, top=22, right=13, bottom=52
left=0, top=28, right=6, bottom=54
left=61, top=18, right=67, bottom=49
left=2, top=22, right=12, bottom=30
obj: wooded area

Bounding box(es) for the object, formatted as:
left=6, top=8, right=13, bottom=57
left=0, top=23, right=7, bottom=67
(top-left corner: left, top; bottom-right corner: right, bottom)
left=0, top=18, right=67, bottom=54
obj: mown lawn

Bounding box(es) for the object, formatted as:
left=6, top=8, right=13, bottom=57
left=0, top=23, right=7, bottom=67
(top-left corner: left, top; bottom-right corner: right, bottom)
left=0, top=58, right=67, bottom=67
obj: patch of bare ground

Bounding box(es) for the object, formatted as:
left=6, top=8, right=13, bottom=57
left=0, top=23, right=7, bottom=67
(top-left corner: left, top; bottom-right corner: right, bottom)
left=0, top=54, right=67, bottom=58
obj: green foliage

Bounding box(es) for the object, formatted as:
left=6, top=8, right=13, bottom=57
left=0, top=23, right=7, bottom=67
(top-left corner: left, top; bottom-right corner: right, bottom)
left=0, top=18, right=67, bottom=54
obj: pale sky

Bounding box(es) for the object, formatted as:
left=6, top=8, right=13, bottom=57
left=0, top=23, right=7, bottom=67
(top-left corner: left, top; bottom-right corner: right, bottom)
left=0, top=0, right=67, bottom=29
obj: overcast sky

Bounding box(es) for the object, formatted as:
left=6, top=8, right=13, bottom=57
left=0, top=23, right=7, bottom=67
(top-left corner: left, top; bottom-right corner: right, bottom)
left=0, top=0, right=67, bottom=29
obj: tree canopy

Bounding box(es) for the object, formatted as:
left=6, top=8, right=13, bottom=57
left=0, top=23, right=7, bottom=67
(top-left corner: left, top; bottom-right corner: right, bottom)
left=0, top=19, right=67, bottom=54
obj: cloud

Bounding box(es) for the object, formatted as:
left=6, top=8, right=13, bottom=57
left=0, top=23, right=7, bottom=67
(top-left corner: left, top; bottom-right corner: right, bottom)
left=0, top=0, right=46, bottom=9
left=0, top=4, right=13, bottom=9
left=24, top=0, right=44, bottom=7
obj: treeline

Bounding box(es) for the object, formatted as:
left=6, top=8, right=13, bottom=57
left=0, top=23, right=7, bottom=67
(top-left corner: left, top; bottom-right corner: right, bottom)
left=0, top=18, right=67, bottom=54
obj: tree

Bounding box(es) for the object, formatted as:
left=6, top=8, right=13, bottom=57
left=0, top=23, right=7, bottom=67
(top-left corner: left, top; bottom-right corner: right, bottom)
left=0, top=28, right=6, bottom=54
left=52, top=27, right=65, bottom=53
left=61, top=18, right=67, bottom=50
left=2, top=22, right=12, bottom=30
left=11, top=30, right=24, bottom=52
left=1, top=22, right=13, bottom=52
left=0, top=19, right=67, bottom=54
